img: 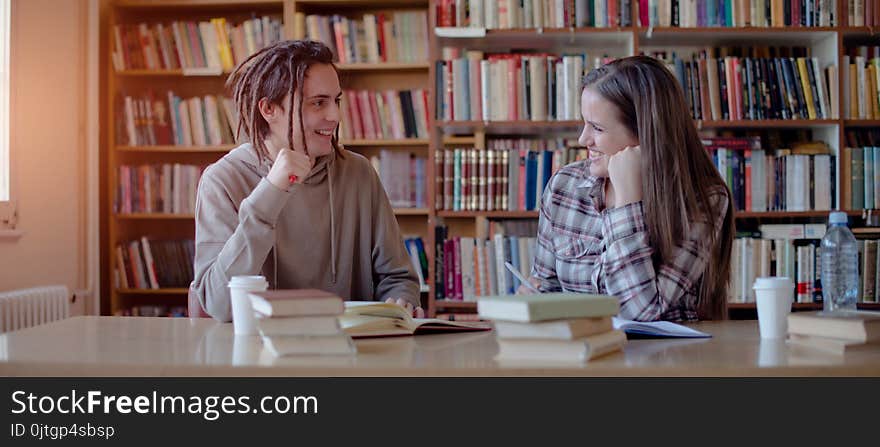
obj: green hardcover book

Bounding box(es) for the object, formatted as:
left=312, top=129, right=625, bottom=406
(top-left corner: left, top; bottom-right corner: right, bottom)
left=477, top=292, right=619, bottom=323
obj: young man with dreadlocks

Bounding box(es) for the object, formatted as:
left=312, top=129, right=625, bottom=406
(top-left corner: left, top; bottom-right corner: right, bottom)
left=191, top=40, right=423, bottom=322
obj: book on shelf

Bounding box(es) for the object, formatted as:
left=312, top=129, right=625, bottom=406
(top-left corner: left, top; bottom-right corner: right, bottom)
left=339, top=302, right=491, bottom=338
left=435, top=220, right=540, bottom=301
left=340, top=89, right=429, bottom=140
left=649, top=47, right=837, bottom=121
left=435, top=138, right=585, bottom=213
left=115, top=164, right=204, bottom=214
left=248, top=289, right=344, bottom=318
left=477, top=292, right=619, bottom=323
left=787, top=310, right=880, bottom=342
left=493, top=316, right=614, bottom=339
left=111, top=16, right=283, bottom=72
left=611, top=317, right=711, bottom=339
left=842, top=46, right=880, bottom=120
left=436, top=49, right=593, bottom=122
left=436, top=0, right=633, bottom=28
left=638, top=0, right=836, bottom=27
left=701, top=134, right=835, bottom=213
left=403, top=236, right=429, bottom=290
left=114, top=305, right=188, bottom=317
left=299, top=11, right=428, bottom=64
left=496, top=329, right=627, bottom=363
left=117, top=91, right=237, bottom=147
left=369, top=151, right=427, bottom=209
left=115, top=239, right=194, bottom=290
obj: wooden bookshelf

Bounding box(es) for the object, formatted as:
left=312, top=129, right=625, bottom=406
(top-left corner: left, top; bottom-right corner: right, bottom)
left=727, top=302, right=880, bottom=311
left=843, top=120, right=880, bottom=127
left=734, top=210, right=863, bottom=219
left=117, top=288, right=190, bottom=295
left=336, top=62, right=429, bottom=71
left=439, top=120, right=583, bottom=135
left=436, top=211, right=539, bottom=218
left=103, top=0, right=877, bottom=319
left=342, top=139, right=429, bottom=147
left=116, top=213, right=195, bottom=219
left=697, top=119, right=839, bottom=129
left=116, top=145, right=235, bottom=152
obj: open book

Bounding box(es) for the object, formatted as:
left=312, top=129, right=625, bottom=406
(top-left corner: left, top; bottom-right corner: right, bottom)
left=340, top=302, right=492, bottom=338
left=612, top=317, right=711, bottom=339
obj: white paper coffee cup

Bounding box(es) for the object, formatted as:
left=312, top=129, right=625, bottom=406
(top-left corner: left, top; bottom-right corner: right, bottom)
left=229, top=275, right=268, bottom=335
left=753, top=277, right=794, bottom=339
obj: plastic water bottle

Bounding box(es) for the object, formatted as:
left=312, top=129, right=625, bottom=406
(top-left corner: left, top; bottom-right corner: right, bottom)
left=820, top=211, right=859, bottom=312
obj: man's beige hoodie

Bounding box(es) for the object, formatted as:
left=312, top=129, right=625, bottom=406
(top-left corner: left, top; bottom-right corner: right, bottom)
left=192, top=143, right=419, bottom=321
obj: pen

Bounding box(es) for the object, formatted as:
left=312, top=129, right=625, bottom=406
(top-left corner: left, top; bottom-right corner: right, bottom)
left=504, top=262, right=540, bottom=293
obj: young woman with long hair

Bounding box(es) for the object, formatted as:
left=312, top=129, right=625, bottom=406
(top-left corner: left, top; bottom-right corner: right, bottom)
left=521, top=55, right=734, bottom=321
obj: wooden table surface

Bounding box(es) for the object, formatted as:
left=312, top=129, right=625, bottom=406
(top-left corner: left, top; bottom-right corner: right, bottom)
left=1, top=316, right=879, bottom=376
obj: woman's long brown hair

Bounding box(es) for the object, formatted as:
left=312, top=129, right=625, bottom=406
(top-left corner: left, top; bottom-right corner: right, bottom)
left=583, top=55, right=735, bottom=320
left=225, top=39, right=342, bottom=164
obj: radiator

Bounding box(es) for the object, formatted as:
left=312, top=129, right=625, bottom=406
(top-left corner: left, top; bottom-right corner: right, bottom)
left=0, top=286, right=70, bottom=333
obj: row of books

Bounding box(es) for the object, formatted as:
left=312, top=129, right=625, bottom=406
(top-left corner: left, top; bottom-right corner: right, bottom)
left=369, top=151, right=428, bottom=209
left=733, top=232, right=880, bottom=305
left=436, top=49, right=605, bottom=122
left=638, top=0, right=837, bottom=27
left=115, top=164, right=204, bottom=215
left=339, top=89, right=430, bottom=141
left=434, top=221, right=539, bottom=301
left=730, top=223, right=826, bottom=303
left=435, top=0, right=634, bottom=28
left=435, top=140, right=591, bottom=212
left=117, top=92, right=237, bottom=147
left=843, top=0, right=880, bottom=26
left=113, top=305, right=188, bottom=318
left=705, top=138, right=836, bottom=212
left=841, top=47, right=880, bottom=120
left=301, top=12, right=428, bottom=64
left=849, top=146, right=880, bottom=210
left=730, top=236, right=823, bottom=304
left=655, top=50, right=837, bottom=121
left=115, top=238, right=195, bottom=290
left=112, top=16, right=283, bottom=73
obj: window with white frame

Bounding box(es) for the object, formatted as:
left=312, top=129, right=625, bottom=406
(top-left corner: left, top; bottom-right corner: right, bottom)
left=0, top=0, right=9, bottom=202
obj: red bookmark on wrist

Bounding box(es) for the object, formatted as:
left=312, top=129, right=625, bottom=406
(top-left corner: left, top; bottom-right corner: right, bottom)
left=288, top=174, right=298, bottom=184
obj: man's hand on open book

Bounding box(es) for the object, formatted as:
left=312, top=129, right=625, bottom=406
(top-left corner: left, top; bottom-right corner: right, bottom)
left=385, top=298, right=425, bottom=318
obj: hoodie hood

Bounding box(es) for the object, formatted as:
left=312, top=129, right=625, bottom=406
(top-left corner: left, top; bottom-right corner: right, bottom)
left=228, top=142, right=336, bottom=185
left=224, top=142, right=339, bottom=285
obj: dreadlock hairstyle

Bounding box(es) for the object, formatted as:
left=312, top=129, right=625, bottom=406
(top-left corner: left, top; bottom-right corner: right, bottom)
left=226, top=39, right=342, bottom=164
left=582, top=55, right=735, bottom=320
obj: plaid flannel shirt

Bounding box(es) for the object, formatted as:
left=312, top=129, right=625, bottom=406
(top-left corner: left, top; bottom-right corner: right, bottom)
left=531, top=160, right=728, bottom=322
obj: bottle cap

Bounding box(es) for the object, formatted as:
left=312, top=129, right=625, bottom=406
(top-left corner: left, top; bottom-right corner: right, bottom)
left=829, top=211, right=848, bottom=225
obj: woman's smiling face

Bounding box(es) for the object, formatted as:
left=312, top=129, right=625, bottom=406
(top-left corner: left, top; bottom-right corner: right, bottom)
left=578, top=87, right=640, bottom=178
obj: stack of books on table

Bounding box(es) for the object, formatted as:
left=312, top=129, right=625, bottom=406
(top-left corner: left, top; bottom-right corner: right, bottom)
left=786, top=310, right=880, bottom=355
left=248, top=289, right=356, bottom=357
left=477, top=293, right=626, bottom=363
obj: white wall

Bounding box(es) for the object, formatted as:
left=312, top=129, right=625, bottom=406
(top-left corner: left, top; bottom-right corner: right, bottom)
left=0, top=0, right=91, bottom=312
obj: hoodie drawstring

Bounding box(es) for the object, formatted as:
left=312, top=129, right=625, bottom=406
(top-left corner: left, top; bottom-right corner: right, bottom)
left=329, top=165, right=337, bottom=284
